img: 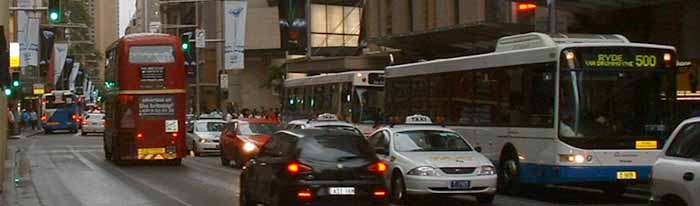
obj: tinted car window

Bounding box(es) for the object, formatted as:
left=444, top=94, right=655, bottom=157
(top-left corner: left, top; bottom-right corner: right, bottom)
left=298, top=134, right=375, bottom=165
left=317, top=125, right=363, bottom=136
left=667, top=123, right=700, bottom=159
left=195, top=122, right=225, bottom=132
left=239, top=123, right=279, bottom=135
left=395, top=130, right=472, bottom=152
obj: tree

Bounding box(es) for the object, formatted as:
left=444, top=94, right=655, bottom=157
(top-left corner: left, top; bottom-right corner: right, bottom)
left=62, top=0, right=102, bottom=74
left=260, top=63, right=286, bottom=95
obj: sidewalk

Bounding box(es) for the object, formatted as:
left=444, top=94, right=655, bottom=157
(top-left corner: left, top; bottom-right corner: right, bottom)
left=3, top=130, right=43, bottom=206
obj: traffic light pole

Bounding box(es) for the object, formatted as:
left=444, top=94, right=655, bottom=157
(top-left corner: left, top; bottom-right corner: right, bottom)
left=195, top=0, right=201, bottom=116
left=548, top=0, right=557, bottom=33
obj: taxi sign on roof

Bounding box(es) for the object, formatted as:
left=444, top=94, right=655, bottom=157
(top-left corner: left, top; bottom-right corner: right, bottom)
left=316, top=113, right=339, bottom=121
left=405, top=114, right=432, bottom=124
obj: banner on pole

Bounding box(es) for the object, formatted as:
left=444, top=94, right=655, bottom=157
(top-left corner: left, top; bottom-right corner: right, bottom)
left=224, top=1, right=247, bottom=70
left=69, top=63, right=80, bottom=91
left=17, top=11, right=40, bottom=67
left=52, top=43, right=68, bottom=85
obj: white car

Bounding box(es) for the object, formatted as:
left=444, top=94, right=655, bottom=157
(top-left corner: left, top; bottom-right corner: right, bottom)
left=186, top=119, right=226, bottom=156
left=650, top=117, right=700, bottom=206
left=286, top=113, right=364, bottom=136
left=81, top=113, right=105, bottom=136
left=368, top=115, right=497, bottom=204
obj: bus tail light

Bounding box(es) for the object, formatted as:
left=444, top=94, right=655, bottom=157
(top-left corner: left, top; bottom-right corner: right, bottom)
left=136, top=133, right=144, bottom=141
left=41, top=114, right=48, bottom=122
left=170, top=133, right=178, bottom=145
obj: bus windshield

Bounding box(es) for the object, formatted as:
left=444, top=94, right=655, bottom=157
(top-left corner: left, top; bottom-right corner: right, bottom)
left=355, top=87, right=384, bottom=124
left=559, top=69, right=671, bottom=142
left=44, top=95, right=77, bottom=109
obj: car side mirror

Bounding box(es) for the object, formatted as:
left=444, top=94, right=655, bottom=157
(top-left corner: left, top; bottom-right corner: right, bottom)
left=474, top=146, right=482, bottom=153
left=375, top=147, right=389, bottom=155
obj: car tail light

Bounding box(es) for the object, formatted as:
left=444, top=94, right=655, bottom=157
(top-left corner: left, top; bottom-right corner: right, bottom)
left=287, top=162, right=312, bottom=175
left=368, top=162, right=388, bottom=174
left=373, top=189, right=387, bottom=198
left=82, top=121, right=88, bottom=125
left=297, top=189, right=312, bottom=200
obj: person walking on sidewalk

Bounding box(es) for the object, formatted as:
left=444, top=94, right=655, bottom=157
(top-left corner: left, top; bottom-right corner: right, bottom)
left=21, top=109, right=30, bottom=131
left=30, top=110, right=39, bottom=130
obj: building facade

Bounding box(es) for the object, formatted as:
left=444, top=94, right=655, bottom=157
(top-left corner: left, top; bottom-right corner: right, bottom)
left=126, top=0, right=160, bottom=34
left=90, top=0, right=119, bottom=82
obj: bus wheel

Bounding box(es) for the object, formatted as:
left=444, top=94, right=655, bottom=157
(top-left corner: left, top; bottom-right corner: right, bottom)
left=168, top=159, right=182, bottom=166
left=498, top=152, right=521, bottom=194
left=44, top=130, right=52, bottom=135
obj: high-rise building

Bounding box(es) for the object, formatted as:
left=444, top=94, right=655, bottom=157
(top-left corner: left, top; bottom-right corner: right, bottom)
left=89, top=0, right=119, bottom=82
left=126, top=0, right=161, bottom=34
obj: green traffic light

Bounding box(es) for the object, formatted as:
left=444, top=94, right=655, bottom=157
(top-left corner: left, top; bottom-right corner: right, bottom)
left=4, top=88, right=11, bottom=96
left=12, top=80, right=20, bottom=87
left=49, top=12, right=59, bottom=21
left=182, top=43, right=190, bottom=51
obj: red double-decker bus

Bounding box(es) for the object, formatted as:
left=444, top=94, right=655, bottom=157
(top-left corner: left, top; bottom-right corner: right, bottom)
left=103, top=33, right=187, bottom=165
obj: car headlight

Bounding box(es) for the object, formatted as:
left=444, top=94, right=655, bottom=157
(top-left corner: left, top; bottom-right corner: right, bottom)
left=407, top=166, right=439, bottom=176
left=559, top=154, right=586, bottom=163
left=479, top=165, right=496, bottom=176
left=242, top=142, right=257, bottom=153
left=199, top=139, right=209, bottom=143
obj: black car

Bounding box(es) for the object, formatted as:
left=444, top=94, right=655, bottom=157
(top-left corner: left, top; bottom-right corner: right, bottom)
left=240, top=129, right=389, bottom=206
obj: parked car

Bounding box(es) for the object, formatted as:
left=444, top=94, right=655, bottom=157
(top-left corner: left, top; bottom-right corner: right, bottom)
left=239, top=128, right=389, bottom=206
left=286, top=113, right=363, bottom=136
left=368, top=115, right=497, bottom=204
left=80, top=113, right=105, bottom=136
left=650, top=117, right=700, bottom=206
left=220, top=119, right=279, bottom=167
left=186, top=119, right=226, bottom=156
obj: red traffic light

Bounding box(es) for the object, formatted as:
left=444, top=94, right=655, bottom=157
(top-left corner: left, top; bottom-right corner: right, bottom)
left=518, top=3, right=537, bottom=11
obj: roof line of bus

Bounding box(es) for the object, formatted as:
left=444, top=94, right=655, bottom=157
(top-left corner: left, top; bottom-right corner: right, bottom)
left=284, top=70, right=383, bottom=86
left=385, top=43, right=676, bottom=78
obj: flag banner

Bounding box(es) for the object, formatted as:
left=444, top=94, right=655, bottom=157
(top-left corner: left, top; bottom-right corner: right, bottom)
left=69, top=63, right=80, bottom=91
left=52, top=43, right=68, bottom=85
left=17, top=11, right=40, bottom=67
left=224, top=1, right=247, bottom=70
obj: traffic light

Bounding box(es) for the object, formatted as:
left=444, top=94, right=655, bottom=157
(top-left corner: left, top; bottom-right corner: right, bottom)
left=3, top=88, right=11, bottom=96
left=11, top=72, right=20, bottom=88
left=48, top=0, right=62, bottom=24
left=181, top=32, right=193, bottom=54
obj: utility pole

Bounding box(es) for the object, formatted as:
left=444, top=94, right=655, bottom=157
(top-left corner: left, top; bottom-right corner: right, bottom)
left=195, top=0, right=201, bottom=115
left=144, top=0, right=149, bottom=32
left=548, top=0, right=557, bottom=34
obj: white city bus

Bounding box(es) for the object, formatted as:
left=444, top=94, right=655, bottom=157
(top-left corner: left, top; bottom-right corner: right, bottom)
left=282, top=71, right=384, bottom=134
left=385, top=33, right=678, bottom=196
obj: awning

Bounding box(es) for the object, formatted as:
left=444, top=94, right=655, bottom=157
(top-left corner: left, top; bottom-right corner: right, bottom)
left=286, top=54, right=388, bottom=74
left=368, top=22, right=532, bottom=59
left=532, top=0, right=684, bottom=12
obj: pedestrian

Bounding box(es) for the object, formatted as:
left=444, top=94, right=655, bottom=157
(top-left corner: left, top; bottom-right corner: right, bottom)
left=239, top=108, right=252, bottom=119
left=21, top=109, right=30, bottom=131
left=30, top=110, right=39, bottom=130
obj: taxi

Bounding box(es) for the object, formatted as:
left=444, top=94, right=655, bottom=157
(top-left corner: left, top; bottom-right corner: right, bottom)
left=368, top=115, right=497, bottom=204
left=286, top=113, right=364, bottom=136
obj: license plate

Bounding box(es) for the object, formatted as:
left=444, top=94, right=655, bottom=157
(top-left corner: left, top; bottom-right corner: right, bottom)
left=449, top=180, right=471, bottom=189
left=616, top=171, right=637, bottom=180
left=329, top=187, right=355, bottom=195
left=138, top=148, right=166, bottom=155
left=47, top=122, right=59, bottom=126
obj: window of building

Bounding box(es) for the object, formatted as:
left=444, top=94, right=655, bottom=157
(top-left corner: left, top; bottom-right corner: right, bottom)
left=311, top=4, right=361, bottom=47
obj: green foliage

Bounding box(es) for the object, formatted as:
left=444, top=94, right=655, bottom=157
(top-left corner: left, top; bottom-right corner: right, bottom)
left=261, top=63, right=286, bottom=94
left=63, top=0, right=102, bottom=70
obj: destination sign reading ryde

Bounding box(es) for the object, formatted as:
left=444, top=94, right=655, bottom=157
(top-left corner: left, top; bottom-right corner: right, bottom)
left=568, top=47, right=673, bottom=69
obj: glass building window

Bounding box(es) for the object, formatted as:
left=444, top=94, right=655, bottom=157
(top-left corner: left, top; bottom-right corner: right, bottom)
left=310, top=4, right=362, bottom=47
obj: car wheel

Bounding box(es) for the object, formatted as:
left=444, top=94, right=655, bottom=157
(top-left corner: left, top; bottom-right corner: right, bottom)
left=476, top=194, right=495, bottom=204
left=498, top=151, right=521, bottom=194
left=239, top=177, right=256, bottom=206
left=221, top=155, right=230, bottom=166
left=391, top=173, right=408, bottom=204
left=234, top=150, right=246, bottom=169
left=71, top=129, right=78, bottom=133
left=191, top=141, right=200, bottom=156
left=661, top=195, right=687, bottom=206
left=81, top=131, right=88, bottom=136
left=603, top=184, right=626, bottom=199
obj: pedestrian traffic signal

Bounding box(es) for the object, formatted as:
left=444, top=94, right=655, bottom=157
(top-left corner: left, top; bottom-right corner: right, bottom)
left=48, top=0, right=62, bottom=24
left=181, top=32, right=193, bottom=54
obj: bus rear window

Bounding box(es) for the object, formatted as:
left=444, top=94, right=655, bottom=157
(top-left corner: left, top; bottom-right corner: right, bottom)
left=129, top=46, right=175, bottom=64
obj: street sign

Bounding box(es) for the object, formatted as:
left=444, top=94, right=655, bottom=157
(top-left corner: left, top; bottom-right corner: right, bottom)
left=33, top=83, right=44, bottom=95
left=9, top=42, right=19, bottom=68
left=195, top=29, right=206, bottom=48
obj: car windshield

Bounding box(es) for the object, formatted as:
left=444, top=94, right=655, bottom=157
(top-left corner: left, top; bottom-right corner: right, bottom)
left=394, top=130, right=472, bottom=152
left=298, top=134, right=375, bottom=164
left=239, top=123, right=279, bottom=136
left=195, top=122, right=225, bottom=132
left=317, top=125, right=363, bottom=136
